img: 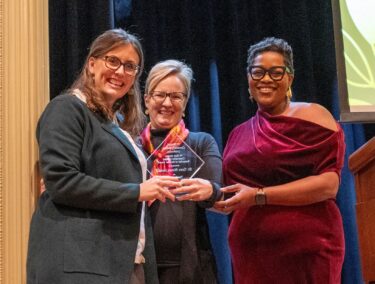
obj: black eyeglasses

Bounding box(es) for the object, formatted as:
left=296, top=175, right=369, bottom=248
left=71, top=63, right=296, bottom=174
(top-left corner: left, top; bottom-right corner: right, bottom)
left=101, top=55, right=140, bottom=76
left=149, top=91, right=187, bottom=103
left=249, top=66, right=291, bottom=81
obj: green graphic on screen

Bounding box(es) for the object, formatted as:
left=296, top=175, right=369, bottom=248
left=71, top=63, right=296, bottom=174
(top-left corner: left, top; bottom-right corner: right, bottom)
left=340, top=0, right=375, bottom=112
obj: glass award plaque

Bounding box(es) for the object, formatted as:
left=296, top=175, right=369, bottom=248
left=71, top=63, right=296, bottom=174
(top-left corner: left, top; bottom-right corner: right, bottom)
left=146, top=134, right=205, bottom=180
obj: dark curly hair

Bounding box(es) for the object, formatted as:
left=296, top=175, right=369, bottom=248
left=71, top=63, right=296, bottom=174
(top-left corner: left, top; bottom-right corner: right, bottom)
left=246, top=37, right=294, bottom=75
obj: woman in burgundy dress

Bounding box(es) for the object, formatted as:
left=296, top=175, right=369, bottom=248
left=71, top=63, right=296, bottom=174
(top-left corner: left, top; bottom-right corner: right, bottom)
left=215, top=37, right=345, bottom=284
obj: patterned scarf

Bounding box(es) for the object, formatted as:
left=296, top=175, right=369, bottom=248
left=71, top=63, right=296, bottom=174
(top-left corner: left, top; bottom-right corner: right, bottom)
left=140, top=119, right=189, bottom=177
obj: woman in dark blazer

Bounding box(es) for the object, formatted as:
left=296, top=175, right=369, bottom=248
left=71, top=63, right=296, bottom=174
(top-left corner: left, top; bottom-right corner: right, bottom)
left=27, top=29, right=180, bottom=284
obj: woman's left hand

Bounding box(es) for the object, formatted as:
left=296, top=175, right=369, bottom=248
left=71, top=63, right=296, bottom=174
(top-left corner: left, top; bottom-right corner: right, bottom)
left=171, top=178, right=213, bottom=201
left=214, top=183, right=257, bottom=213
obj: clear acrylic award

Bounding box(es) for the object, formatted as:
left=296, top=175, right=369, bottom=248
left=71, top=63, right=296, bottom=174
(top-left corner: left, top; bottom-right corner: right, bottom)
left=146, top=134, right=205, bottom=180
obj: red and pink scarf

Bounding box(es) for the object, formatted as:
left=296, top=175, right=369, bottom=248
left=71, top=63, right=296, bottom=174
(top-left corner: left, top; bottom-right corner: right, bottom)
left=140, top=119, right=189, bottom=177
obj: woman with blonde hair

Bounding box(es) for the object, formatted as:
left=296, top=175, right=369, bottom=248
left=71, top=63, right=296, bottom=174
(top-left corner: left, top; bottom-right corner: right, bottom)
left=140, top=59, right=224, bottom=283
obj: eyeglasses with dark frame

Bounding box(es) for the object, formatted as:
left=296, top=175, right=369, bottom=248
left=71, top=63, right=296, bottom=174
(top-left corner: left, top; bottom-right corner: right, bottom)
left=249, top=66, right=291, bottom=81
left=101, top=55, right=140, bottom=76
left=149, top=91, right=187, bottom=103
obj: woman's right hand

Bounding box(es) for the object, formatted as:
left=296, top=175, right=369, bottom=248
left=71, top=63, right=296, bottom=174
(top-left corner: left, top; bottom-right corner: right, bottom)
left=214, top=183, right=257, bottom=213
left=139, top=176, right=181, bottom=202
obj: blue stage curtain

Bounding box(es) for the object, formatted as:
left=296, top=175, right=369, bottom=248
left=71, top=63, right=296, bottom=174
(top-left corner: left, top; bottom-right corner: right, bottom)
left=187, top=90, right=201, bottom=133
left=338, top=124, right=365, bottom=283
left=209, top=60, right=223, bottom=151
left=208, top=60, right=232, bottom=284
left=332, top=82, right=365, bottom=283
left=188, top=85, right=233, bottom=284
left=49, top=0, right=114, bottom=98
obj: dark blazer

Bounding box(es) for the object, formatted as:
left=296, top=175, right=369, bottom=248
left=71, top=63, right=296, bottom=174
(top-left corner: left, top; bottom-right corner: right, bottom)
left=27, top=94, right=158, bottom=284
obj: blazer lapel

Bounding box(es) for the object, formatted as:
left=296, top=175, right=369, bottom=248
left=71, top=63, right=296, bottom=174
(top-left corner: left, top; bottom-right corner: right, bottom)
left=101, top=121, right=139, bottom=160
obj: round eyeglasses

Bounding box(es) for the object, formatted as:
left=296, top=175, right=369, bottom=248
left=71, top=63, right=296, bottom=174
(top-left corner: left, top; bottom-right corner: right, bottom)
left=149, top=91, right=186, bottom=103
left=101, top=55, right=140, bottom=76
left=249, top=66, right=291, bottom=81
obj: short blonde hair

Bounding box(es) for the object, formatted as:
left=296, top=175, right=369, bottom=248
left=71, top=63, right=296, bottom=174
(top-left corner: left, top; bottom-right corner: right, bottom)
left=145, top=59, right=193, bottom=101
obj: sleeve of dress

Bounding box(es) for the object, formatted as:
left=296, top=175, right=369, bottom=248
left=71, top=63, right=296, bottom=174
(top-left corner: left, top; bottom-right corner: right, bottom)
left=193, top=133, right=223, bottom=208
left=314, top=125, right=346, bottom=179
left=37, top=95, right=139, bottom=214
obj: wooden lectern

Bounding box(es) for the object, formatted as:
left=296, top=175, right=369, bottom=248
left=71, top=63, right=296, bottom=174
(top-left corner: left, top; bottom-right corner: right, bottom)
left=349, top=137, right=375, bottom=283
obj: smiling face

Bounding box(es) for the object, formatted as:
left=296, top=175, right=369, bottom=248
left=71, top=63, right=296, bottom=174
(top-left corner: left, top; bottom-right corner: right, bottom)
left=88, top=44, right=140, bottom=108
left=248, top=51, right=294, bottom=115
left=145, top=75, right=187, bottom=130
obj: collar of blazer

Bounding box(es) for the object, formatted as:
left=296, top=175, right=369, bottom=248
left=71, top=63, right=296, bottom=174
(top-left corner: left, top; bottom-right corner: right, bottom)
left=71, top=91, right=140, bottom=163
left=101, top=121, right=139, bottom=162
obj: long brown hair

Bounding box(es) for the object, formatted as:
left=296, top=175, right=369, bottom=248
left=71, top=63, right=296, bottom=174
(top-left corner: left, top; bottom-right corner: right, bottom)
left=71, top=28, right=146, bottom=136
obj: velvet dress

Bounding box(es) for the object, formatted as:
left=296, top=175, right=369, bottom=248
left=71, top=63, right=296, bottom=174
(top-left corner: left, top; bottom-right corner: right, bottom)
left=222, top=110, right=346, bottom=284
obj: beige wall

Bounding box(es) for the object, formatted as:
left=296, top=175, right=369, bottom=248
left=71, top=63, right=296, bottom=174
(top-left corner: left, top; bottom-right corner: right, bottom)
left=0, top=0, right=49, bottom=282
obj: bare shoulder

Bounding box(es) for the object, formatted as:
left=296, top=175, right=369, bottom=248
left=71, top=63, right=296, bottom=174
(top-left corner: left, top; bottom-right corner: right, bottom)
left=288, top=102, right=338, bottom=131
